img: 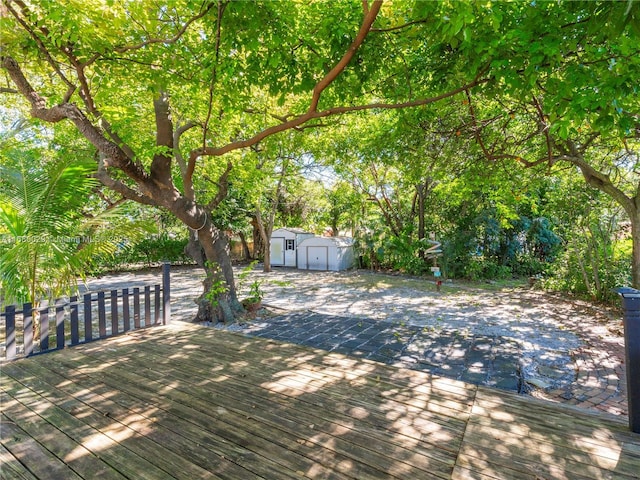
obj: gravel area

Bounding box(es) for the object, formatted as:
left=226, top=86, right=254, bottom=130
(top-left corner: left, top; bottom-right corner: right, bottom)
left=85, top=264, right=627, bottom=415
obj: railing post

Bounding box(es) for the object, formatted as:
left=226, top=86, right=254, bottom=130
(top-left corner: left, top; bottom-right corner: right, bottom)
left=163, top=262, right=171, bottom=325
left=614, top=287, right=640, bottom=433
left=70, top=296, right=79, bottom=345
left=98, top=291, right=106, bottom=338
left=84, top=293, right=92, bottom=342
left=24, top=302, right=33, bottom=356
left=144, top=285, right=151, bottom=327
left=40, top=301, right=49, bottom=352
left=110, top=290, right=119, bottom=335
left=154, top=284, right=161, bottom=325
left=133, top=287, right=141, bottom=329
left=5, top=305, right=16, bottom=360
left=122, top=288, right=130, bottom=331
left=56, top=299, right=65, bottom=350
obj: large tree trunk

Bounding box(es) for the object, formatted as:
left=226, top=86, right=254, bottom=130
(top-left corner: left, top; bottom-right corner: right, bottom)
left=170, top=194, right=242, bottom=323
left=185, top=230, right=206, bottom=269
left=416, top=182, right=426, bottom=259
left=251, top=217, right=266, bottom=260
left=631, top=217, right=640, bottom=290
left=238, top=231, right=252, bottom=260
left=263, top=242, right=272, bottom=273
left=192, top=224, right=243, bottom=323
left=255, top=208, right=272, bottom=273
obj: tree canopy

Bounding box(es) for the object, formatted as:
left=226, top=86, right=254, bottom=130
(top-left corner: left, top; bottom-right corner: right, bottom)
left=1, top=0, right=638, bottom=316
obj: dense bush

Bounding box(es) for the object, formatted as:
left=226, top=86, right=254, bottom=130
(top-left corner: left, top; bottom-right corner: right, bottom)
left=355, top=232, right=434, bottom=275
left=355, top=212, right=561, bottom=280
left=92, top=235, right=192, bottom=273
left=541, top=241, right=632, bottom=302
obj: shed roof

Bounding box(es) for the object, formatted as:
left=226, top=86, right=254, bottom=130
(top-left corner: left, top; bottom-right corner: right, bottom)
left=299, top=236, right=355, bottom=247
left=272, top=227, right=313, bottom=235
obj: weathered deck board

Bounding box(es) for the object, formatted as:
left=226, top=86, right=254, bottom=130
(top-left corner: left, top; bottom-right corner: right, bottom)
left=14, top=327, right=465, bottom=479
left=1, top=323, right=638, bottom=480
left=452, top=387, right=640, bottom=480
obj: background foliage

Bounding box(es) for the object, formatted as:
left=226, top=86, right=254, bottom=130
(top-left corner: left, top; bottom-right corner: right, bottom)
left=1, top=0, right=638, bottom=308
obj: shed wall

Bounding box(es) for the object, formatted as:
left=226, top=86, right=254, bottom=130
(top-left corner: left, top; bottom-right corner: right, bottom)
left=270, top=228, right=314, bottom=267
left=297, top=237, right=355, bottom=271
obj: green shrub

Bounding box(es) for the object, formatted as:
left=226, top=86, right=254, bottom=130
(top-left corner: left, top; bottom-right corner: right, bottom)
left=91, top=235, right=191, bottom=273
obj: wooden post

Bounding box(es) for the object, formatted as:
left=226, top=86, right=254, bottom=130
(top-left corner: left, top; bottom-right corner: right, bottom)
left=70, top=296, right=79, bottom=345
left=133, top=287, right=141, bottom=329
left=84, top=293, right=92, bottom=342
left=98, top=291, right=106, bottom=338
left=110, top=290, right=119, bottom=335
left=615, top=288, right=640, bottom=433
left=144, top=285, right=151, bottom=327
left=40, top=301, right=49, bottom=352
left=163, top=262, right=171, bottom=325
left=24, top=302, right=33, bottom=356
left=5, top=305, right=16, bottom=360
left=123, top=288, right=130, bottom=331
left=154, top=285, right=161, bottom=325
left=56, top=299, right=65, bottom=350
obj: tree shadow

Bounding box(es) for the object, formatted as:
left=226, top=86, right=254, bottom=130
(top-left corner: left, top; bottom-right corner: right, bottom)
left=2, top=323, right=636, bottom=479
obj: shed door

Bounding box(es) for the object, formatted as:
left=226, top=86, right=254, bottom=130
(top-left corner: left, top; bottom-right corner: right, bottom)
left=284, top=238, right=296, bottom=267
left=271, top=238, right=285, bottom=265
left=307, top=246, right=328, bottom=270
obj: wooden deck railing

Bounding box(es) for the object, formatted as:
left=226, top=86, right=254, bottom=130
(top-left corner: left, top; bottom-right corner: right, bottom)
left=0, top=263, right=171, bottom=361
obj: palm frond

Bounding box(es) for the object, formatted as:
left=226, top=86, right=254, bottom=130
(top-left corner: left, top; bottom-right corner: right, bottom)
left=0, top=159, right=163, bottom=304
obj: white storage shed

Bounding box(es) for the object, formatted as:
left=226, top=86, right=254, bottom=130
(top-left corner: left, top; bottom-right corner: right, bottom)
left=270, top=228, right=315, bottom=267
left=297, top=236, right=356, bottom=271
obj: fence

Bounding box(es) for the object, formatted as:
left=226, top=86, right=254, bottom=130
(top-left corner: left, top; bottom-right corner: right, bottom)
left=1, top=263, right=171, bottom=361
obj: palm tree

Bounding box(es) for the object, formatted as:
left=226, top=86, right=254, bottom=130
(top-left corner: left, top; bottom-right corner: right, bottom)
left=0, top=158, right=152, bottom=305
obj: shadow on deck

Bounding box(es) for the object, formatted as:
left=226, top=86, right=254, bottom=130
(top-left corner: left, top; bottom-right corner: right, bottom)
left=1, top=323, right=638, bottom=479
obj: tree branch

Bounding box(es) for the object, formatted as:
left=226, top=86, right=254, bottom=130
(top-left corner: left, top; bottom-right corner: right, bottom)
left=2, top=55, right=147, bottom=181
left=8, top=1, right=137, bottom=160
left=362, top=0, right=369, bottom=16
left=531, top=95, right=553, bottom=163
left=94, top=188, right=127, bottom=211
left=464, top=89, right=495, bottom=159
left=566, top=154, right=635, bottom=216
left=5, top=1, right=77, bottom=92
left=174, top=120, right=199, bottom=199
left=205, top=161, right=233, bottom=211
left=104, top=2, right=217, bottom=60
left=203, top=0, right=227, bottom=149
left=372, top=18, right=430, bottom=33
left=193, top=77, right=487, bottom=160
left=1, top=56, right=68, bottom=122
left=150, top=91, right=175, bottom=189
left=309, top=0, right=382, bottom=112
left=94, top=167, right=156, bottom=207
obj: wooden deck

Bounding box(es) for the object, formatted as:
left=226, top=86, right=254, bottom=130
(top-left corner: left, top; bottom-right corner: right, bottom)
left=1, top=323, right=638, bottom=480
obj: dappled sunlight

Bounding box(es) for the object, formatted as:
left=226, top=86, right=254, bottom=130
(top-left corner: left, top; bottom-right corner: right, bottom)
left=261, top=363, right=362, bottom=396
left=472, top=405, right=517, bottom=423
left=347, top=405, right=369, bottom=420
left=572, top=435, right=623, bottom=469
left=66, top=412, right=156, bottom=462
left=72, top=358, right=124, bottom=374
left=229, top=359, right=251, bottom=369
left=86, top=266, right=627, bottom=417
left=157, top=380, right=181, bottom=396
left=2, top=323, right=636, bottom=480
left=376, top=390, right=465, bottom=446
left=453, top=388, right=636, bottom=479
